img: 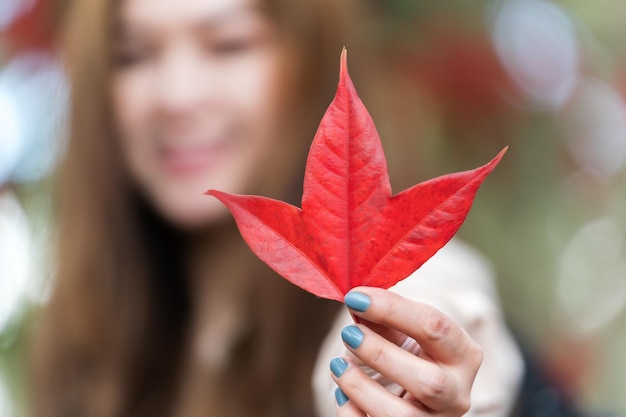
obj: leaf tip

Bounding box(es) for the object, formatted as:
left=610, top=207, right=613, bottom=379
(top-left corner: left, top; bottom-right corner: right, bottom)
left=493, top=146, right=508, bottom=165
left=340, top=46, right=348, bottom=76
left=205, top=189, right=227, bottom=200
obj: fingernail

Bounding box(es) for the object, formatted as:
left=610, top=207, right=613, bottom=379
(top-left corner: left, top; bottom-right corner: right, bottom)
left=335, top=387, right=349, bottom=407
left=341, top=325, right=364, bottom=349
left=344, top=291, right=370, bottom=312
left=330, top=357, right=348, bottom=377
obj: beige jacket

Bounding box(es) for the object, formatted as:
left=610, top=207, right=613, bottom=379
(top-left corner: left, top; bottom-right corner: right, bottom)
left=312, top=239, right=524, bottom=417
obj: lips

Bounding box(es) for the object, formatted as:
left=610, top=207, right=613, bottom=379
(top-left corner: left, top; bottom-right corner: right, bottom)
left=159, top=138, right=235, bottom=177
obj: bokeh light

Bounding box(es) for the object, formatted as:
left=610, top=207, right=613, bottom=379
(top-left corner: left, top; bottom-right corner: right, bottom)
left=561, top=77, right=626, bottom=178
left=0, top=192, right=32, bottom=334
left=557, top=217, right=626, bottom=334
left=0, top=89, right=23, bottom=185
left=491, top=0, right=579, bottom=110
left=0, top=53, right=67, bottom=184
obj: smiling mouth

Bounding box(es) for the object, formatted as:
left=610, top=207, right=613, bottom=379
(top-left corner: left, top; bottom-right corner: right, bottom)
left=159, top=139, right=236, bottom=177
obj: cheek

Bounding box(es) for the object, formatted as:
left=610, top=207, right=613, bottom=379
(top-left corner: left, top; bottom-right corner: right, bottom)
left=114, top=72, right=154, bottom=135
left=234, top=51, right=292, bottom=163
left=244, top=66, right=281, bottom=117
left=114, top=73, right=141, bottom=135
left=112, top=74, right=152, bottom=166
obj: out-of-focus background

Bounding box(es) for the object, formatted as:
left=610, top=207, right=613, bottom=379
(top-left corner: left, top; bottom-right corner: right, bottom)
left=1, top=0, right=625, bottom=416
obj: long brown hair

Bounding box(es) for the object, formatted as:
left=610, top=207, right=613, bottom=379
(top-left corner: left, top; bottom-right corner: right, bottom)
left=31, top=1, right=358, bottom=416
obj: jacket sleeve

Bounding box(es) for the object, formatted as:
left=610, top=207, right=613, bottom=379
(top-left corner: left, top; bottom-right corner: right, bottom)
left=311, top=238, right=524, bottom=417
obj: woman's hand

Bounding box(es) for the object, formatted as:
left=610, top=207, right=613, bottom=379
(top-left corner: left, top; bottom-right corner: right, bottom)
left=329, top=286, right=483, bottom=417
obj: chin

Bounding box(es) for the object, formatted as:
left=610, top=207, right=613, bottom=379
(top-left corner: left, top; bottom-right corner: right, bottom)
left=156, top=195, right=232, bottom=231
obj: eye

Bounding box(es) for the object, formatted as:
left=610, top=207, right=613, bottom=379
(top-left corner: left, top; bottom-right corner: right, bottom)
left=113, top=43, right=157, bottom=68
left=209, top=36, right=258, bottom=56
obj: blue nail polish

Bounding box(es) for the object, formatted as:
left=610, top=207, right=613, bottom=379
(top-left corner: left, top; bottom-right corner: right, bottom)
left=344, top=291, right=370, bottom=312
left=330, top=357, right=348, bottom=377
left=341, top=325, right=364, bottom=349
left=335, top=387, right=349, bottom=407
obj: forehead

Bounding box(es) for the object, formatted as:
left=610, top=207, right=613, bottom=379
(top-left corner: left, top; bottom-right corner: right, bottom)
left=117, top=0, right=260, bottom=27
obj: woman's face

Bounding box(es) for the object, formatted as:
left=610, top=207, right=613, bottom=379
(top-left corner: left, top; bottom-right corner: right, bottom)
left=112, top=0, right=290, bottom=228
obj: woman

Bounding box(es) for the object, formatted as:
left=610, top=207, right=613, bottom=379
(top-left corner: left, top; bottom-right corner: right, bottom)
left=31, top=0, right=522, bottom=416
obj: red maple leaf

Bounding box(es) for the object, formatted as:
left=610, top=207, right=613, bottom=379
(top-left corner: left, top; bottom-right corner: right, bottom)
left=207, top=49, right=506, bottom=302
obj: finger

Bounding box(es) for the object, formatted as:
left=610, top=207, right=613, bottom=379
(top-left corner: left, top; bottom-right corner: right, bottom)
left=344, top=287, right=483, bottom=368
left=351, top=316, right=407, bottom=347
left=340, top=324, right=465, bottom=412
left=330, top=356, right=430, bottom=417
left=334, top=387, right=367, bottom=417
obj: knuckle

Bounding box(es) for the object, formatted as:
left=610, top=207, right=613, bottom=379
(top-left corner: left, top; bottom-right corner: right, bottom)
left=464, top=340, right=484, bottom=370
left=369, top=342, right=388, bottom=367
left=452, top=396, right=472, bottom=415
left=423, top=310, right=450, bottom=342
left=470, top=342, right=484, bottom=366
left=422, top=372, right=449, bottom=401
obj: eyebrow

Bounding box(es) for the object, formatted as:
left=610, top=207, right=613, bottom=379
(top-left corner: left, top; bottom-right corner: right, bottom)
left=114, top=4, right=269, bottom=39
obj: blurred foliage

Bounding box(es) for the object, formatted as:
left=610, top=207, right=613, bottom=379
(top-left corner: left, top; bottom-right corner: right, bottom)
left=0, top=309, right=33, bottom=417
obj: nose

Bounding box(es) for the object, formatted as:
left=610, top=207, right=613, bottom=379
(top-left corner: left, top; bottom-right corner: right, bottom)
left=153, top=45, right=209, bottom=117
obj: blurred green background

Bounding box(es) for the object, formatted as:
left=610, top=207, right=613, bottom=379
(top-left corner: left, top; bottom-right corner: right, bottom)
left=2, top=0, right=626, bottom=415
